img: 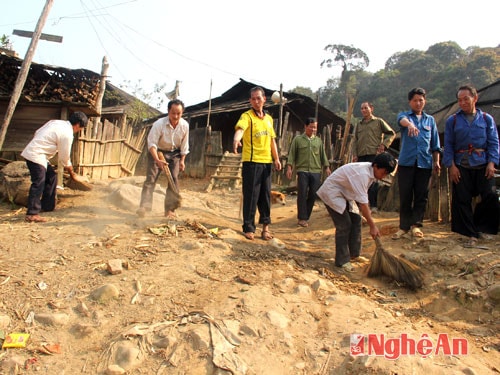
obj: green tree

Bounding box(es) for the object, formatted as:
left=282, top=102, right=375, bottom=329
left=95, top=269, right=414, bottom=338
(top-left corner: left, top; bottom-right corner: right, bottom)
left=0, top=34, right=12, bottom=49
left=321, top=44, right=369, bottom=111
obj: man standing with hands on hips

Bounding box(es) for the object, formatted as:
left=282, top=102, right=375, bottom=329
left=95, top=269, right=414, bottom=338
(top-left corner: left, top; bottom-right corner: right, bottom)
left=233, top=86, right=282, bottom=241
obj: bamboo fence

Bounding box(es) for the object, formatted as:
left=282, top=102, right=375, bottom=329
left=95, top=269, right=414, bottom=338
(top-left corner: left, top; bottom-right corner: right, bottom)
left=74, top=116, right=149, bottom=180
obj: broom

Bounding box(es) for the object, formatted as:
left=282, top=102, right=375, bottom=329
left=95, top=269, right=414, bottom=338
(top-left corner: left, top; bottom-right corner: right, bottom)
left=367, top=237, right=424, bottom=290
left=64, top=173, right=93, bottom=191
left=157, top=152, right=182, bottom=213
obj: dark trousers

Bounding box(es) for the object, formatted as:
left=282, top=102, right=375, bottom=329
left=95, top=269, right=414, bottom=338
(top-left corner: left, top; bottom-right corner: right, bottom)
left=325, top=203, right=362, bottom=266
left=397, top=165, right=432, bottom=231
left=358, top=155, right=378, bottom=208
left=139, top=151, right=180, bottom=211
left=26, top=160, right=57, bottom=215
left=451, top=165, right=499, bottom=237
left=297, top=172, right=321, bottom=221
left=241, top=162, right=271, bottom=233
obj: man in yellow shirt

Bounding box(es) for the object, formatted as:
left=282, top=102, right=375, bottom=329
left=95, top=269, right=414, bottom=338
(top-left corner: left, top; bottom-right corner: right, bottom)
left=233, top=87, right=282, bottom=240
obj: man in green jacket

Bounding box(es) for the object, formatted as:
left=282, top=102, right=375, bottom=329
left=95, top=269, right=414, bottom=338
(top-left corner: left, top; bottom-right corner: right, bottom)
left=286, top=118, right=331, bottom=227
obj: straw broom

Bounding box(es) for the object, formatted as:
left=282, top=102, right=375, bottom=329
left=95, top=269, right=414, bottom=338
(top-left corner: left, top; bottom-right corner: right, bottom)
left=157, top=152, right=182, bottom=212
left=367, top=237, right=424, bottom=290
left=64, top=173, right=93, bottom=191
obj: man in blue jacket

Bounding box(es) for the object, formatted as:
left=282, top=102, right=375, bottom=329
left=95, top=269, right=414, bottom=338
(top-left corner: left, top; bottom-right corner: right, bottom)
left=443, top=84, right=499, bottom=247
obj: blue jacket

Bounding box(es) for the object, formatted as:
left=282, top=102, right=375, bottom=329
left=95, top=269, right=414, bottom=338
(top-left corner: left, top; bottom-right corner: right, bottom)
left=397, top=111, right=441, bottom=168
left=443, top=109, right=499, bottom=168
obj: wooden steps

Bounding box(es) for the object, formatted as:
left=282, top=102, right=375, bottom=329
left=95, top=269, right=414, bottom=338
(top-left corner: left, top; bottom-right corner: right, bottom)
left=205, top=152, right=242, bottom=192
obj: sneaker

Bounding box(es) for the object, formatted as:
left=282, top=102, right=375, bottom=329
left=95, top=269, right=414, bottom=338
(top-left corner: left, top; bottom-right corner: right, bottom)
left=136, top=208, right=146, bottom=218
left=339, top=262, right=354, bottom=272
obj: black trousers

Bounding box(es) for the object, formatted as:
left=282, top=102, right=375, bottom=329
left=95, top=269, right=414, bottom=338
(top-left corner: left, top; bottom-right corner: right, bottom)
left=296, top=171, right=321, bottom=221
left=325, top=202, right=362, bottom=267
left=397, top=165, right=432, bottom=231
left=139, top=150, right=180, bottom=211
left=26, top=160, right=57, bottom=215
left=451, top=165, right=499, bottom=237
left=358, top=155, right=378, bottom=208
left=241, top=162, right=271, bottom=233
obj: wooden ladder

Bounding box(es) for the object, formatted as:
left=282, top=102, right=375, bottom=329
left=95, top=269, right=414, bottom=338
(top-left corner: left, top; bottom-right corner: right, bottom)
left=205, top=152, right=242, bottom=192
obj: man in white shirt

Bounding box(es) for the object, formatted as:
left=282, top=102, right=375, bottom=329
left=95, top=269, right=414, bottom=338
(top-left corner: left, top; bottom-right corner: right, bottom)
left=21, top=111, right=88, bottom=223
left=316, top=152, right=396, bottom=272
left=137, top=99, right=189, bottom=218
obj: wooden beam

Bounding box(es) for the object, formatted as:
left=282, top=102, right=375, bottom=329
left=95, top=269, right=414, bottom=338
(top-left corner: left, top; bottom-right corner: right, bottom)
left=12, top=29, right=63, bottom=43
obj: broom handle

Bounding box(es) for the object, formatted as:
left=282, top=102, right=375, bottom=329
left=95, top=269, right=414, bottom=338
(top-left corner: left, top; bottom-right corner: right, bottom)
left=157, top=152, right=179, bottom=194
left=374, top=236, right=382, bottom=248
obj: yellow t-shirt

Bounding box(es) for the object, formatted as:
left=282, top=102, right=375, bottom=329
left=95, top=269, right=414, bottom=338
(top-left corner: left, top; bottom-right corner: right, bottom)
left=235, top=109, right=276, bottom=163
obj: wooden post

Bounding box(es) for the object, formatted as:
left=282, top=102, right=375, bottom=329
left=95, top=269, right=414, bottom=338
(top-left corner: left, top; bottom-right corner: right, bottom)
left=92, top=56, right=109, bottom=137
left=0, top=0, right=54, bottom=150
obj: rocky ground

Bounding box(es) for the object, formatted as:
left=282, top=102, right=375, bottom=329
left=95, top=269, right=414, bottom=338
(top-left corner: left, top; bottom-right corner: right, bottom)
left=0, top=175, right=498, bottom=375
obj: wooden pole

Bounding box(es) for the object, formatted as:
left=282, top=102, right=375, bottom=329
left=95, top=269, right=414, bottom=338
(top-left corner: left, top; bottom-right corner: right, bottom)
left=0, top=0, right=55, bottom=151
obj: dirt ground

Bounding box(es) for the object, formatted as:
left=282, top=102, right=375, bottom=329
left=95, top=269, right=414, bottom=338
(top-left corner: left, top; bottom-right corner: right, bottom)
left=0, top=176, right=498, bottom=375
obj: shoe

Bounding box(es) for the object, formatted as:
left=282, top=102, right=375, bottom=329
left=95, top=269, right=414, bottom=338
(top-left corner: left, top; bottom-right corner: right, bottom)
left=351, top=256, right=370, bottom=263
left=297, top=220, right=309, bottom=227
left=25, top=215, right=48, bottom=223
left=339, top=262, right=354, bottom=272
left=136, top=208, right=146, bottom=218
left=392, top=229, right=409, bottom=240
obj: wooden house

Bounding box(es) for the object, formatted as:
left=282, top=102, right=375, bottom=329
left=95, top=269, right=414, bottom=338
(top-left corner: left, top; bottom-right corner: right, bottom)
left=0, top=53, right=160, bottom=179
left=146, top=79, right=345, bottom=183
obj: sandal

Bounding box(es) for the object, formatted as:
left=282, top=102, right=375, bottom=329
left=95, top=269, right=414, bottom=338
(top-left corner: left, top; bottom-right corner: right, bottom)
left=351, top=256, right=370, bottom=263
left=25, top=215, right=48, bottom=223
left=261, top=230, right=273, bottom=240
left=411, top=227, right=424, bottom=238
left=391, top=229, right=408, bottom=240
left=243, top=232, right=255, bottom=240
left=339, top=262, right=355, bottom=272
left=463, top=237, right=478, bottom=248
left=297, top=220, right=309, bottom=227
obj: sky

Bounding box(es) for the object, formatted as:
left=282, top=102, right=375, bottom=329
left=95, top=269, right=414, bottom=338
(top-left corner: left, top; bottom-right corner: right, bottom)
left=1, top=0, right=499, bottom=111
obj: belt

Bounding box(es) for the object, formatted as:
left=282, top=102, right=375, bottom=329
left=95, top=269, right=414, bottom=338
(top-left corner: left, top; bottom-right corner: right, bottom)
left=456, top=145, right=485, bottom=156
left=158, top=149, right=180, bottom=153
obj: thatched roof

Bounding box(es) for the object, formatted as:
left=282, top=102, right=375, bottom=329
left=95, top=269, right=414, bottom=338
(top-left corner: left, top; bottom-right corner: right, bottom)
left=0, top=53, right=160, bottom=119
left=0, top=53, right=101, bottom=114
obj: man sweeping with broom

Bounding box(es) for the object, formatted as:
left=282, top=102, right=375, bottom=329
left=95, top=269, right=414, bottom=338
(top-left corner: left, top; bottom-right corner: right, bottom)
left=21, top=111, right=89, bottom=223
left=316, top=152, right=397, bottom=272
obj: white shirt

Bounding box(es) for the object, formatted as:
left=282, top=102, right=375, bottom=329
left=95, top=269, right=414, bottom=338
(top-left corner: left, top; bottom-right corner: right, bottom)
left=147, top=116, right=190, bottom=155
left=21, top=120, right=74, bottom=168
left=316, top=162, right=375, bottom=214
